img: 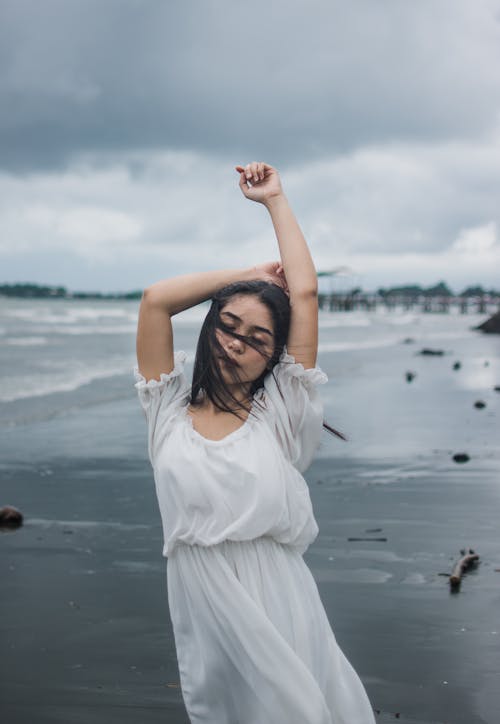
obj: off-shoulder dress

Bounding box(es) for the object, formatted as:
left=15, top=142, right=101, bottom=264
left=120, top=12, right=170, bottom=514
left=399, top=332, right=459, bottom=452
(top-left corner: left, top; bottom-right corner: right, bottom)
left=134, top=350, right=375, bottom=724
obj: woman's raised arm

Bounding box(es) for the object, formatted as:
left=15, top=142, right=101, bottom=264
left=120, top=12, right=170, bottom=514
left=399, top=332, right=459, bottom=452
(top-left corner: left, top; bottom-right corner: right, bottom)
left=236, top=162, right=318, bottom=369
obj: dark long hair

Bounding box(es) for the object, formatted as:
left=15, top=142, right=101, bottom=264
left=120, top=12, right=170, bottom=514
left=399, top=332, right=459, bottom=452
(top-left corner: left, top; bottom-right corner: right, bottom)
left=191, top=280, right=289, bottom=417
left=190, top=280, right=346, bottom=440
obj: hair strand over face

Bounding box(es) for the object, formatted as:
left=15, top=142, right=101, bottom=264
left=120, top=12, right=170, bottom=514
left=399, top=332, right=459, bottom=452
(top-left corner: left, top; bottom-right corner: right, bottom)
left=190, top=281, right=290, bottom=417
left=189, top=279, right=346, bottom=440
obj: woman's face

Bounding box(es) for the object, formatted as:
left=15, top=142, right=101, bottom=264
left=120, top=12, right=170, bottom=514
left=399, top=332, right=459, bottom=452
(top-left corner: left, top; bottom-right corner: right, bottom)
left=215, top=294, right=275, bottom=386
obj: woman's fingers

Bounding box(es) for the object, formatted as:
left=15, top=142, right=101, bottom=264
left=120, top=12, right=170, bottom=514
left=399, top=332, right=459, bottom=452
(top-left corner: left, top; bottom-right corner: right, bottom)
left=236, top=162, right=272, bottom=183
left=236, top=162, right=278, bottom=202
left=235, top=164, right=257, bottom=191
left=245, top=163, right=258, bottom=184
left=244, top=161, right=268, bottom=184
left=236, top=168, right=249, bottom=194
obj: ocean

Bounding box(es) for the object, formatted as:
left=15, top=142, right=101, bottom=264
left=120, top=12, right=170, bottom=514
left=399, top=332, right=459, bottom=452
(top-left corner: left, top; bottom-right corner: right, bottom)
left=1, top=297, right=498, bottom=464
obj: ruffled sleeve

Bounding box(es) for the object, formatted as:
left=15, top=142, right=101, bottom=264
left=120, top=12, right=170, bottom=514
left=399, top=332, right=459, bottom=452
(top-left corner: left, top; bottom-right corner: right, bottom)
left=134, top=351, right=190, bottom=465
left=257, top=350, right=328, bottom=473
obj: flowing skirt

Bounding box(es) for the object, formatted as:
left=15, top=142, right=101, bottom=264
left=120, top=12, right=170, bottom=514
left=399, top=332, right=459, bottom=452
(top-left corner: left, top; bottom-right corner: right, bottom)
left=167, top=536, right=375, bottom=724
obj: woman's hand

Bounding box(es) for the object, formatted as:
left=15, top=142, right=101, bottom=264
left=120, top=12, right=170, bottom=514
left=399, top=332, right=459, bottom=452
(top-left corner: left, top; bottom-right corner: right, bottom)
left=235, top=162, right=284, bottom=205
left=251, top=260, right=289, bottom=295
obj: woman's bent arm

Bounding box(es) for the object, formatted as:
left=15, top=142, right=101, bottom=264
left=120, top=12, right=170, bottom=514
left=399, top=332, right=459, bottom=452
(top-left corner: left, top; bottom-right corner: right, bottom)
left=137, top=267, right=256, bottom=382
left=138, top=161, right=318, bottom=382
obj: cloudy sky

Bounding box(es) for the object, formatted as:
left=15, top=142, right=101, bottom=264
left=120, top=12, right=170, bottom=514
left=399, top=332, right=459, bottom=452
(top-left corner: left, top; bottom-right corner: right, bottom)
left=1, top=0, right=500, bottom=292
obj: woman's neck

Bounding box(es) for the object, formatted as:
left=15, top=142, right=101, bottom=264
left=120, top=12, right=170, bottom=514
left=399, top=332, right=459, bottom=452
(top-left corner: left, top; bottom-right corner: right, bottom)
left=198, top=385, right=252, bottom=414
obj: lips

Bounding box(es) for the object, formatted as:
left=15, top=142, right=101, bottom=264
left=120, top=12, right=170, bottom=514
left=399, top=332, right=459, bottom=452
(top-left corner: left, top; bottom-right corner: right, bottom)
left=219, top=355, right=240, bottom=368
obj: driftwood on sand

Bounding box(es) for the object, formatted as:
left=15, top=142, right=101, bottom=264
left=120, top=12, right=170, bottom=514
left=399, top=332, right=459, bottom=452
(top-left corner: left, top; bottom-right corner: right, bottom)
left=449, top=548, right=480, bottom=588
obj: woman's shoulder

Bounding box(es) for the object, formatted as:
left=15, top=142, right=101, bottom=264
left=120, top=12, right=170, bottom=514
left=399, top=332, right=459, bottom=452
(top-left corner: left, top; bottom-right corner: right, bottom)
left=134, top=350, right=191, bottom=418
left=134, top=350, right=189, bottom=389
left=261, top=350, right=328, bottom=396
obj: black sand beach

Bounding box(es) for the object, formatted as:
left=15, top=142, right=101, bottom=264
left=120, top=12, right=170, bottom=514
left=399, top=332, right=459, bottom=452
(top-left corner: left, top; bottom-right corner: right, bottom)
left=1, top=303, right=500, bottom=723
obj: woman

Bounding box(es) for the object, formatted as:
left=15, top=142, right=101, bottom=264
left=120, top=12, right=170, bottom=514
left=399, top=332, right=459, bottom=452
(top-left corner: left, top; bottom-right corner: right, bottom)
left=135, top=162, right=375, bottom=724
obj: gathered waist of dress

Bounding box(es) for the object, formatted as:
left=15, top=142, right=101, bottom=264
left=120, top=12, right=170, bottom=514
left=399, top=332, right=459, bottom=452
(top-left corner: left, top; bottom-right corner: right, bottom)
left=168, top=535, right=307, bottom=592
left=161, top=507, right=318, bottom=557
left=170, top=534, right=303, bottom=560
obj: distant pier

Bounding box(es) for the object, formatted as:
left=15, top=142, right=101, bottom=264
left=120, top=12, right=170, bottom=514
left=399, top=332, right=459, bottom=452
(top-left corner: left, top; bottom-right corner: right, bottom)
left=316, top=270, right=500, bottom=314
left=318, top=293, right=500, bottom=315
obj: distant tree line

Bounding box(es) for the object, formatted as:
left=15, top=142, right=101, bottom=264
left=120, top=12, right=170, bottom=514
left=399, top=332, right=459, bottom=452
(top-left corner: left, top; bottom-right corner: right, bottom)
left=1, top=281, right=498, bottom=300
left=0, top=283, right=142, bottom=300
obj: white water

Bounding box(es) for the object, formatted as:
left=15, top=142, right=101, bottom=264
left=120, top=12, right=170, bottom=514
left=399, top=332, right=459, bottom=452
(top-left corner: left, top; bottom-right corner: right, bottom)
left=0, top=298, right=493, bottom=405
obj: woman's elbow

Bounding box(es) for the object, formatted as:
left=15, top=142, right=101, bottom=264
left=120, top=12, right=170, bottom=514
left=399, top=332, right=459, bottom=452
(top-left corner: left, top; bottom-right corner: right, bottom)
left=290, top=284, right=318, bottom=302
left=141, top=283, right=168, bottom=309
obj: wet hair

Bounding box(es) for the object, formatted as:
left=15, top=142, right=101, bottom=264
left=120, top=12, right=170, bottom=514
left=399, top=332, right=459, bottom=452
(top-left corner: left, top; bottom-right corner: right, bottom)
left=190, top=280, right=289, bottom=418
left=190, top=279, right=347, bottom=441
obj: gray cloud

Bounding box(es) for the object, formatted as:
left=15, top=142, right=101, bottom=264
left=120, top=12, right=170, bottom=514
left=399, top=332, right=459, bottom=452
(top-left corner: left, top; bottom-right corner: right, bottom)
left=1, top=0, right=500, bottom=292
left=1, top=141, right=499, bottom=292
left=1, top=0, right=500, bottom=171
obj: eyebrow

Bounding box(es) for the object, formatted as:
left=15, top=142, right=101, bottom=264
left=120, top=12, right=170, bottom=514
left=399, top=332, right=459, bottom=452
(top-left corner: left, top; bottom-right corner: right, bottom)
left=220, top=311, right=274, bottom=337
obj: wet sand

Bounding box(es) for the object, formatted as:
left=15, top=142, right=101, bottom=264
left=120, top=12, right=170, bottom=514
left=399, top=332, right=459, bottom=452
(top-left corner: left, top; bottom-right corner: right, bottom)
left=1, top=310, right=500, bottom=723
left=2, top=443, right=499, bottom=723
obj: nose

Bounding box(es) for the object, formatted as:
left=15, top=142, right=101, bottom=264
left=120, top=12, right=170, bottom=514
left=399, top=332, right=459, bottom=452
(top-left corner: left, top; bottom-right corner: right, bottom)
left=228, top=336, right=244, bottom=353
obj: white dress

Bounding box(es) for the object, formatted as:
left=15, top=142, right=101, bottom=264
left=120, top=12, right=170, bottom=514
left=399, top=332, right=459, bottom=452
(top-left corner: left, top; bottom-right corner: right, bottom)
left=135, top=351, right=375, bottom=724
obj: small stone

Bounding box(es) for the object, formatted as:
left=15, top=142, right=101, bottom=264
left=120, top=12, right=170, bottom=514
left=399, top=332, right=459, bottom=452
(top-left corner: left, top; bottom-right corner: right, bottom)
left=0, top=506, right=23, bottom=529
left=418, top=348, right=445, bottom=356
left=476, top=311, right=500, bottom=334
left=452, top=361, right=461, bottom=370
left=474, top=400, right=486, bottom=409
left=453, top=453, right=470, bottom=464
